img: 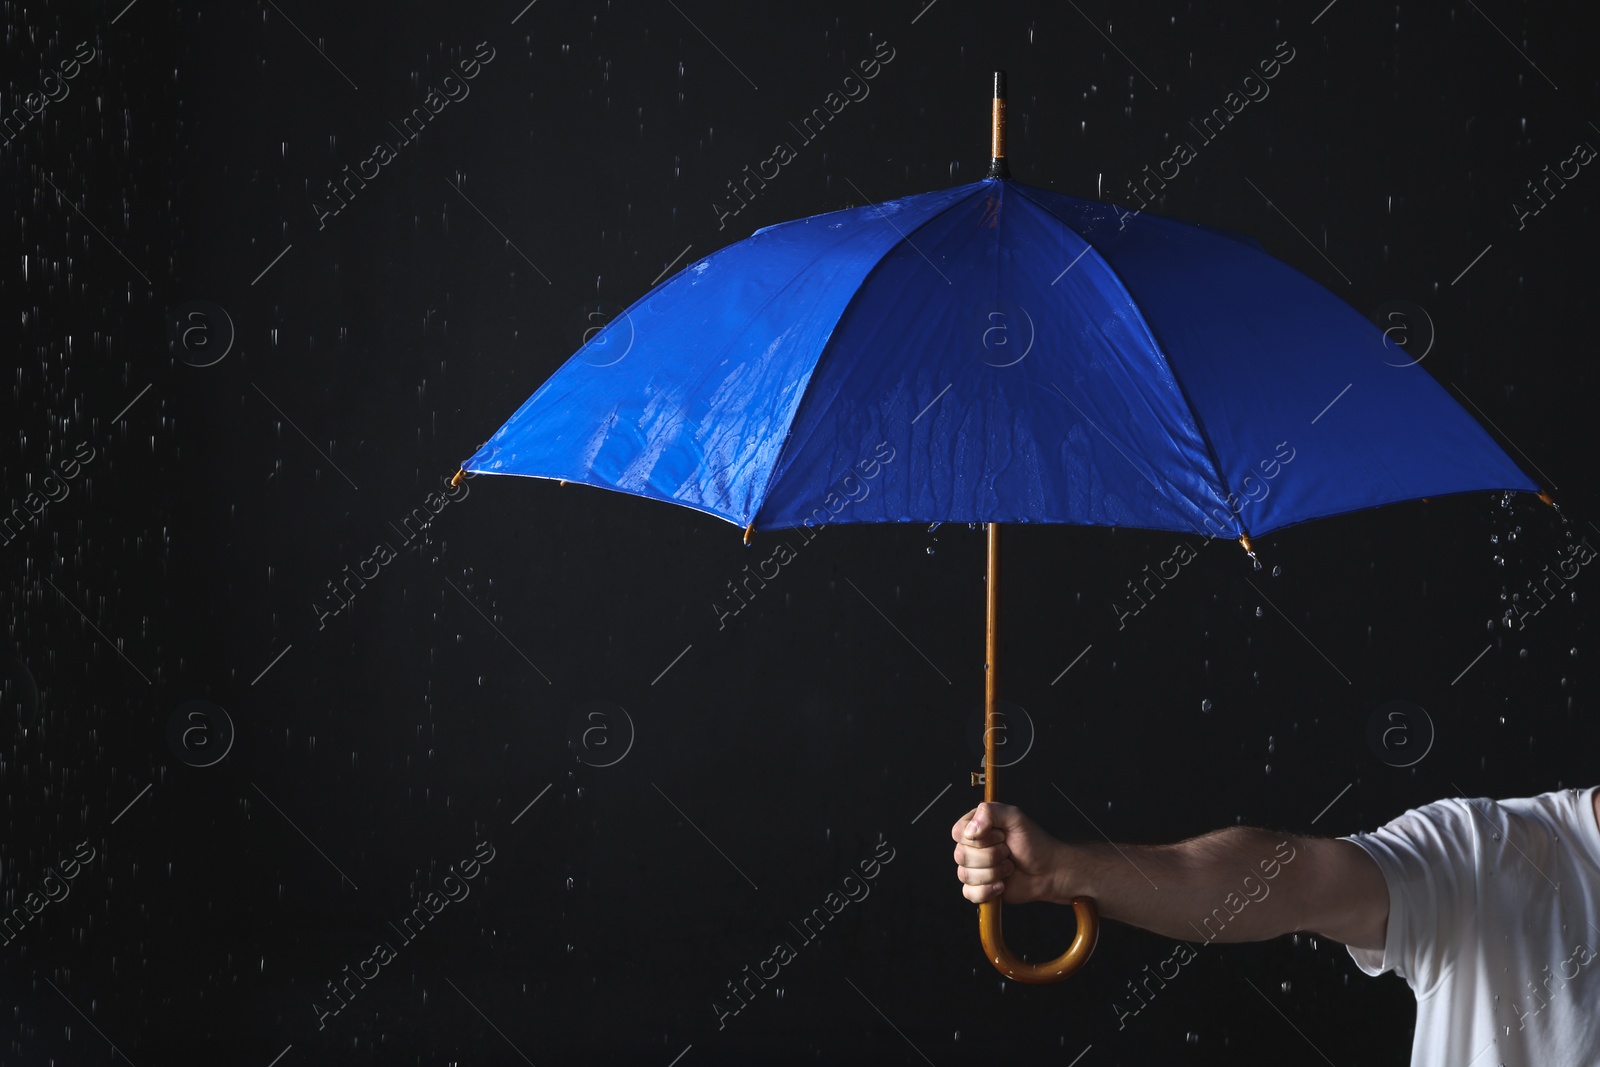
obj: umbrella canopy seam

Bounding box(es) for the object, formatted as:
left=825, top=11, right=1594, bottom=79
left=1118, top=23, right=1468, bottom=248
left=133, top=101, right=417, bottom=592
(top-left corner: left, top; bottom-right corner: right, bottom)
left=747, top=181, right=993, bottom=531
left=1010, top=181, right=1244, bottom=539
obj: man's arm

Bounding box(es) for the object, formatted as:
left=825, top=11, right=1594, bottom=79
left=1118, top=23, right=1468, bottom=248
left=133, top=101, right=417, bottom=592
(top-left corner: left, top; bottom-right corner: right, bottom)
left=952, top=802, right=1389, bottom=952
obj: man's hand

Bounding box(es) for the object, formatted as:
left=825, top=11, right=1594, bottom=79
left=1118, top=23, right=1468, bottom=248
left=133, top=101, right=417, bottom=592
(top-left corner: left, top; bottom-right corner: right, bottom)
left=952, top=801, right=1068, bottom=905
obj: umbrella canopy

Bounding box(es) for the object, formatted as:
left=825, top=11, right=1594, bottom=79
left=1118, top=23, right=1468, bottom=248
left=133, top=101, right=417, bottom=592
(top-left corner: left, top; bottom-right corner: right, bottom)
left=461, top=177, right=1535, bottom=539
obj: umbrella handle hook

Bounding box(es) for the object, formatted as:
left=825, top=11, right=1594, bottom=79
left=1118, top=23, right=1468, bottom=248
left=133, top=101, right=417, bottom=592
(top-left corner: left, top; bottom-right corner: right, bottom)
left=979, top=897, right=1099, bottom=984
left=979, top=522, right=1099, bottom=983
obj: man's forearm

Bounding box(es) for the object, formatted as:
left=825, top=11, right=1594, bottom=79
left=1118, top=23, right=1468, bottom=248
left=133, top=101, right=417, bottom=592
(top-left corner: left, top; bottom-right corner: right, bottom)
left=1049, top=827, right=1302, bottom=944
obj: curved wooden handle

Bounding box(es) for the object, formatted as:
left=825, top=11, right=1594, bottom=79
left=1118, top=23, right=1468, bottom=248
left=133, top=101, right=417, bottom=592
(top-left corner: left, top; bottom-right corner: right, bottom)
left=979, top=896, right=1099, bottom=984
left=977, top=523, right=1098, bottom=983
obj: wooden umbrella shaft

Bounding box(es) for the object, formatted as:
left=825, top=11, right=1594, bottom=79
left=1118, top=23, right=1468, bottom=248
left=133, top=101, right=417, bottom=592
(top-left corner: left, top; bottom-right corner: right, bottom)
left=978, top=521, right=1100, bottom=983
left=985, top=522, right=1001, bottom=803
left=988, top=71, right=1010, bottom=179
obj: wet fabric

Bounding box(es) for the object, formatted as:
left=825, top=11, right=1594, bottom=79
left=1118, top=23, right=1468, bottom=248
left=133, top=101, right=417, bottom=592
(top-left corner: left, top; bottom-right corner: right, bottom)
left=462, top=178, right=1536, bottom=537
left=1342, top=787, right=1600, bottom=1067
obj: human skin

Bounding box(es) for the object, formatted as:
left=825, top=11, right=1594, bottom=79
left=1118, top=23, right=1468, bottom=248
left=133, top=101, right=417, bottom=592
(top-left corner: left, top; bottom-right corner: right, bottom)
left=955, top=794, right=1600, bottom=948
left=952, top=801, right=1390, bottom=950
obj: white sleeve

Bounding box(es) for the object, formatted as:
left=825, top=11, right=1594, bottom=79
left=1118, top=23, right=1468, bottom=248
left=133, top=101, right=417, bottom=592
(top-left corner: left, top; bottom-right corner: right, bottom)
left=1338, top=798, right=1483, bottom=997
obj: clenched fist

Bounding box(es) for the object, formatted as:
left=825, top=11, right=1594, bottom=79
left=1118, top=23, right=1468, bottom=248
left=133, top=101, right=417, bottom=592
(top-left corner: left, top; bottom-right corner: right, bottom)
left=952, top=801, right=1068, bottom=905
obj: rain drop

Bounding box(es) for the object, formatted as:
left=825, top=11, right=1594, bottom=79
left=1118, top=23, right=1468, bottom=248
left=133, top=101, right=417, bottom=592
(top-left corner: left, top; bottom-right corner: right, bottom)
left=1200, top=699, right=1213, bottom=712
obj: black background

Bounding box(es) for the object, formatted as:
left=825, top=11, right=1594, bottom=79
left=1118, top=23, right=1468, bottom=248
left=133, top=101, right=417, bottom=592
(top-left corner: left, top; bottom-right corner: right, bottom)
left=2, top=0, right=1596, bottom=1063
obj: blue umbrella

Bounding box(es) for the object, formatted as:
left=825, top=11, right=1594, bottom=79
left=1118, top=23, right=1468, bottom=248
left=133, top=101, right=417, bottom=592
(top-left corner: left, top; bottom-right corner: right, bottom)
left=455, top=74, right=1541, bottom=983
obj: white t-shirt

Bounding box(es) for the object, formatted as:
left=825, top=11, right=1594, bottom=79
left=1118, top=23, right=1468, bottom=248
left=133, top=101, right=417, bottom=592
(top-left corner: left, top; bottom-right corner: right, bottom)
left=1341, top=787, right=1600, bottom=1067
